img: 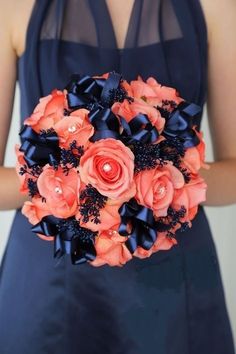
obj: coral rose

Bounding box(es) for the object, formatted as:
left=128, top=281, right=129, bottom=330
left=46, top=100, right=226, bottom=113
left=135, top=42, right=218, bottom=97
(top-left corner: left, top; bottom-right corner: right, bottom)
left=134, top=232, right=178, bottom=259
left=90, top=230, right=132, bottom=267
left=15, top=144, right=33, bottom=194
left=182, top=128, right=209, bottom=174
left=172, top=174, right=207, bottom=222
left=24, top=89, right=68, bottom=133
left=79, top=138, right=136, bottom=200
left=120, top=76, right=183, bottom=107
left=129, top=79, right=157, bottom=99
left=22, top=197, right=54, bottom=241
left=145, top=77, right=183, bottom=106
left=22, top=197, right=50, bottom=225
left=37, top=165, right=79, bottom=218
left=54, top=108, right=94, bottom=149
left=135, top=162, right=185, bottom=218
left=77, top=199, right=122, bottom=232
left=112, top=98, right=165, bottom=135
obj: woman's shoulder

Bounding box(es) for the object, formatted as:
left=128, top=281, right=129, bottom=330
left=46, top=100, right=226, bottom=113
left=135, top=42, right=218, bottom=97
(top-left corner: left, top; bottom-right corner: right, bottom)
left=0, top=0, right=36, bottom=58
left=199, top=0, right=236, bottom=43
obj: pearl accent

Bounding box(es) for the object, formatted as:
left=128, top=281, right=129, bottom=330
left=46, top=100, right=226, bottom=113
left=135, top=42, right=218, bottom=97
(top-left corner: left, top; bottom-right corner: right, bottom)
left=103, top=163, right=112, bottom=172
left=108, top=230, right=117, bottom=236
left=54, top=187, right=62, bottom=194
left=158, top=186, right=166, bottom=196
left=68, top=125, right=76, bottom=133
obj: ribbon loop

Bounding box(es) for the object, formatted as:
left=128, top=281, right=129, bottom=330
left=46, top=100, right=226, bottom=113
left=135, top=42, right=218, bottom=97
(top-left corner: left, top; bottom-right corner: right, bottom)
left=100, top=72, right=122, bottom=106
left=32, top=216, right=97, bottom=264
left=19, top=126, right=60, bottom=167
left=65, top=72, right=122, bottom=111
left=164, top=101, right=201, bottom=148
left=118, top=199, right=158, bottom=253
left=120, top=114, right=159, bottom=144
left=89, top=107, right=121, bottom=141
left=65, top=74, right=105, bottom=109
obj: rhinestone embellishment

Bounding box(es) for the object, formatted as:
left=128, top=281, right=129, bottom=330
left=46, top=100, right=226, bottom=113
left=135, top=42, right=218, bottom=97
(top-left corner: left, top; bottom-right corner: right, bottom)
left=103, top=163, right=112, bottom=172
left=68, top=125, right=76, bottom=133
left=158, top=186, right=166, bottom=196
left=54, top=187, right=62, bottom=194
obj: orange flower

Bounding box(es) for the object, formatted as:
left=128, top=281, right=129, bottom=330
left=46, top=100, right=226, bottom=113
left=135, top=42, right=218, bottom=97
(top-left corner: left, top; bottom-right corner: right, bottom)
left=24, top=89, right=68, bottom=132
left=135, top=162, right=185, bottom=218
left=129, top=78, right=159, bottom=99
left=79, top=138, right=136, bottom=201
left=22, top=197, right=50, bottom=224
left=172, top=174, right=207, bottom=222
left=90, top=230, right=132, bottom=267
left=54, top=108, right=94, bottom=149
left=120, top=76, right=183, bottom=107
left=183, top=128, right=209, bottom=174
left=76, top=199, right=122, bottom=232
left=37, top=165, right=79, bottom=218
left=15, top=144, right=32, bottom=194
left=134, top=232, right=177, bottom=259
left=22, top=197, right=54, bottom=241
left=145, top=77, right=183, bottom=106
left=112, top=98, right=165, bottom=136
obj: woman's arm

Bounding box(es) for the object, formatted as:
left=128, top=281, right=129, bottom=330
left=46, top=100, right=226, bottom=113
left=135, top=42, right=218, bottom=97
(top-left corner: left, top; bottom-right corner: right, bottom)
left=0, top=2, right=28, bottom=210
left=200, top=0, right=236, bottom=206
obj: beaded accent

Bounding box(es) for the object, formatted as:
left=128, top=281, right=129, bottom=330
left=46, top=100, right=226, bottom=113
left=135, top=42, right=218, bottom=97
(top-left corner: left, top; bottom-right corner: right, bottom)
left=79, top=184, right=108, bottom=224
left=156, top=206, right=190, bottom=236
left=60, top=140, right=84, bottom=174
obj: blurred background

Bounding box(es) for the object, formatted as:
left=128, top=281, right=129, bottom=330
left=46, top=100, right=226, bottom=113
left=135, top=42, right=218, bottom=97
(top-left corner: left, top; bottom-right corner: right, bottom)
left=0, top=83, right=235, bottom=346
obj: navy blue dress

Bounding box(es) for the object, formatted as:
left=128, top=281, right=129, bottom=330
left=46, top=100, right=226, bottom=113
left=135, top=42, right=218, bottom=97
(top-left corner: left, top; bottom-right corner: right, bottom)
left=0, top=1, right=235, bottom=353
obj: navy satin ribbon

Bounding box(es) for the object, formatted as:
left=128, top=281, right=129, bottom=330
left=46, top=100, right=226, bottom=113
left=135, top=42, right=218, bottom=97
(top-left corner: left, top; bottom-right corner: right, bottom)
left=19, top=125, right=60, bottom=167
left=100, top=71, right=122, bottom=107
left=164, top=101, right=201, bottom=147
left=65, top=74, right=105, bottom=109
left=32, top=215, right=96, bottom=264
left=120, top=114, right=159, bottom=144
left=88, top=106, right=121, bottom=142
left=66, top=72, right=127, bottom=142
left=118, top=199, right=158, bottom=253
left=65, top=71, right=161, bottom=144
left=65, top=71, right=121, bottom=110
left=89, top=108, right=160, bottom=144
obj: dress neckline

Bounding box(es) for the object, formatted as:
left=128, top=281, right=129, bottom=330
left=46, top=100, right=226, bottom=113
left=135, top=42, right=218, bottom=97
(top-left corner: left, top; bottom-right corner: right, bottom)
left=88, top=0, right=143, bottom=50
left=103, top=0, right=136, bottom=50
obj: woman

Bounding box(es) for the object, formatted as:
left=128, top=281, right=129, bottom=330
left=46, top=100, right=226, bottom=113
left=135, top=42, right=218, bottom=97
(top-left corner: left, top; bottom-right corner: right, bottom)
left=0, top=0, right=235, bottom=353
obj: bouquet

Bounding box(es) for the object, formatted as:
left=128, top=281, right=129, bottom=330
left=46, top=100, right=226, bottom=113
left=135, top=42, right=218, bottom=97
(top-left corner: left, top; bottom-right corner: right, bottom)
left=16, top=72, right=208, bottom=267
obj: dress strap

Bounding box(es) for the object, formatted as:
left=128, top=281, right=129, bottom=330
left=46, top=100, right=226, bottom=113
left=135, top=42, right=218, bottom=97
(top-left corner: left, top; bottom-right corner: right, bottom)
left=21, top=0, right=52, bottom=112
left=169, top=0, right=207, bottom=106
left=187, top=0, right=208, bottom=104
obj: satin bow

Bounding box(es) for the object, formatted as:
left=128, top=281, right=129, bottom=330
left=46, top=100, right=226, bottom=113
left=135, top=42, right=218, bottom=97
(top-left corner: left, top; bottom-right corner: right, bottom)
left=65, top=72, right=160, bottom=144
left=163, top=101, right=201, bottom=148
left=120, top=114, right=159, bottom=144
left=65, top=72, right=127, bottom=142
left=118, top=198, right=158, bottom=253
left=19, top=125, right=60, bottom=167
left=65, top=71, right=122, bottom=110
left=32, top=215, right=97, bottom=264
